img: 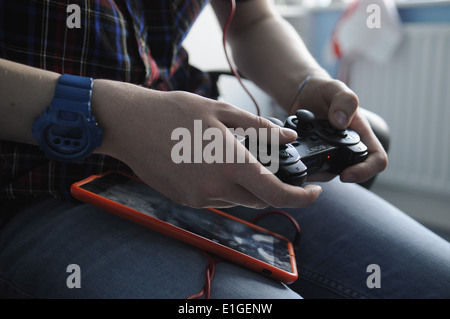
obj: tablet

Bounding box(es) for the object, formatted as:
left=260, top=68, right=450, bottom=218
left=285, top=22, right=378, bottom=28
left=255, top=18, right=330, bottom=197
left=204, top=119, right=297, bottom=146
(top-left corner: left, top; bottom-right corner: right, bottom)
left=71, top=171, right=298, bottom=283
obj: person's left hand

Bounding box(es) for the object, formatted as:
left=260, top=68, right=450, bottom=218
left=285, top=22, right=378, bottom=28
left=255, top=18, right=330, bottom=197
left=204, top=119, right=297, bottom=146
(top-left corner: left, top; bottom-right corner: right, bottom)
left=289, top=75, right=388, bottom=184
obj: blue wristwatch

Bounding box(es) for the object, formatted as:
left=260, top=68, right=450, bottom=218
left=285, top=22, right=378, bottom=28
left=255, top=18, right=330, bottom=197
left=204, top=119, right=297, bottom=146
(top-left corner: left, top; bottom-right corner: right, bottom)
left=32, top=74, right=103, bottom=163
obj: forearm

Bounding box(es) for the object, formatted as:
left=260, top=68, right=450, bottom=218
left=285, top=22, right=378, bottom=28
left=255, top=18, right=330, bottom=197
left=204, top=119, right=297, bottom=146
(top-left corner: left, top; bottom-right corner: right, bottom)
left=0, top=58, right=59, bottom=145
left=212, top=0, right=329, bottom=113
left=231, top=15, right=329, bottom=111
left=0, top=58, right=123, bottom=158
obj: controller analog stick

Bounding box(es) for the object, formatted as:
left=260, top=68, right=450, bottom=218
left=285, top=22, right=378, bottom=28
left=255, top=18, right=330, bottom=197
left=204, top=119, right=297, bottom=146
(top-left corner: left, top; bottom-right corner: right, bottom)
left=295, top=109, right=315, bottom=131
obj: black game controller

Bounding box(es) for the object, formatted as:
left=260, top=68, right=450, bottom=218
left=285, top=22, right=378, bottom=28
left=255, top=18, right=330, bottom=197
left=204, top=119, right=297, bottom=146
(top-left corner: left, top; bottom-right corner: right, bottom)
left=277, top=109, right=368, bottom=176
left=244, top=109, right=368, bottom=187
left=244, top=138, right=308, bottom=187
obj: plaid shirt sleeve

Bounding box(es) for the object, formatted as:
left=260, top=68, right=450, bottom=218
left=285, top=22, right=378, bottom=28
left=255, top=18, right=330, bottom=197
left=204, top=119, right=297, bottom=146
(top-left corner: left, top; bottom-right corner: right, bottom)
left=0, top=0, right=214, bottom=226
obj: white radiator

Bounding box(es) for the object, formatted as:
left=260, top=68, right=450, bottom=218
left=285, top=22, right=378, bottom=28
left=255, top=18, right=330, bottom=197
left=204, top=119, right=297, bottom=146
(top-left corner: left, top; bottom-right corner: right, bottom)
left=347, top=24, right=450, bottom=197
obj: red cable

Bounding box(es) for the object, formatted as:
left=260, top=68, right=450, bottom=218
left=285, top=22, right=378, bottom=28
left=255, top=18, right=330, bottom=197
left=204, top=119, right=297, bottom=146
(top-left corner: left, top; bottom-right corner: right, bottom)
left=251, top=210, right=300, bottom=233
left=251, top=210, right=302, bottom=249
left=222, top=0, right=261, bottom=116
left=186, top=251, right=222, bottom=299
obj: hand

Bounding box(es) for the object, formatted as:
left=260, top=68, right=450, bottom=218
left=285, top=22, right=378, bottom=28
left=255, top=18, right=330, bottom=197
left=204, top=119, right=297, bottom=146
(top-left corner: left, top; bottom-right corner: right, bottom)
left=93, top=80, right=322, bottom=209
left=290, top=75, right=388, bottom=183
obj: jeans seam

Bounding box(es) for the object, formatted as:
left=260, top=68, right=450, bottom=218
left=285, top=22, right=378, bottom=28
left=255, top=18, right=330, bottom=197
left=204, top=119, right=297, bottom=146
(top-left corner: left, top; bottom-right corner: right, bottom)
left=0, top=275, right=35, bottom=299
left=298, top=267, right=370, bottom=299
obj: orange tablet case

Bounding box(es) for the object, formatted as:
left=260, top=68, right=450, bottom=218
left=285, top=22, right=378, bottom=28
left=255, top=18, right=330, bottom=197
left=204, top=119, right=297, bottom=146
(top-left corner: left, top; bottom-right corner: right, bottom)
left=71, top=171, right=298, bottom=283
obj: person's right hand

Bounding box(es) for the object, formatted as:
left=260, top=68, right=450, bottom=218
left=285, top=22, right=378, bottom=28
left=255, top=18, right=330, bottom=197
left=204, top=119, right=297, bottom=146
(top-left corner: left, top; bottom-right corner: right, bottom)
left=290, top=75, right=388, bottom=184
left=92, top=80, right=322, bottom=209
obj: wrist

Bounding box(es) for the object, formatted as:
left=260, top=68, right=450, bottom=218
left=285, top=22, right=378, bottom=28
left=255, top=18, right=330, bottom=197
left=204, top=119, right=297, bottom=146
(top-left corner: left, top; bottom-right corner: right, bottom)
left=90, top=79, right=124, bottom=158
left=282, top=68, right=330, bottom=114
left=90, top=79, right=163, bottom=162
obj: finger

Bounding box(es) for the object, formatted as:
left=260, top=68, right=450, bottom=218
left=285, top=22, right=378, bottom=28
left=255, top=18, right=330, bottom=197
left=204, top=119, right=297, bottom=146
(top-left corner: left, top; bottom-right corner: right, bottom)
left=234, top=156, right=323, bottom=208
left=192, top=200, right=264, bottom=210
left=341, top=111, right=388, bottom=183
left=206, top=116, right=322, bottom=208
left=216, top=103, right=297, bottom=145
left=324, top=80, right=359, bottom=129
left=340, top=149, right=388, bottom=183
left=170, top=180, right=268, bottom=209
left=208, top=183, right=270, bottom=210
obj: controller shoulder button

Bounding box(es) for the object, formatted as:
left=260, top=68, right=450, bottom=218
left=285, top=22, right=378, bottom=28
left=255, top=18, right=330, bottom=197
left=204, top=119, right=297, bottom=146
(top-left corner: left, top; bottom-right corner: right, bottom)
left=279, top=161, right=307, bottom=176
left=346, top=142, right=368, bottom=154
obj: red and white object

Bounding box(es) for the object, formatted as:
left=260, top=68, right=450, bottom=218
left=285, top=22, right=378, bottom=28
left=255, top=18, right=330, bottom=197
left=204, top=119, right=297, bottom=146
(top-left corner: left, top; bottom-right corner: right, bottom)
left=326, top=0, right=403, bottom=66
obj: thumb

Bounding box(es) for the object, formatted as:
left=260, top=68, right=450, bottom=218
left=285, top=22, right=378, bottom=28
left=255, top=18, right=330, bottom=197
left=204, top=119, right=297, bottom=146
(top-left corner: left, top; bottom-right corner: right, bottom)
left=325, top=83, right=359, bottom=130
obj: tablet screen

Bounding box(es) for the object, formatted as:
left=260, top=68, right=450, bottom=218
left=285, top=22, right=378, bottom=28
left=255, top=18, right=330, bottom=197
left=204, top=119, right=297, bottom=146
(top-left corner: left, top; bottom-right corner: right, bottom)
left=79, top=172, right=294, bottom=273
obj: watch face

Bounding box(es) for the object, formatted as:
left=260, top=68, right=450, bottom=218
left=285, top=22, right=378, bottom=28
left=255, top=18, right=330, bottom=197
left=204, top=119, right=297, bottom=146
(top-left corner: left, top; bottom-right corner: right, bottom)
left=47, top=124, right=86, bottom=155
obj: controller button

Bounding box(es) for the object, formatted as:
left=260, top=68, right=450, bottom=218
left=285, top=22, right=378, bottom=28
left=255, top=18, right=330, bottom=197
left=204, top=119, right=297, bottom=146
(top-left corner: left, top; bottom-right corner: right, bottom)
left=347, top=143, right=368, bottom=154
left=295, top=109, right=315, bottom=122
left=285, top=115, right=298, bottom=130
left=281, top=162, right=306, bottom=175
left=295, top=109, right=315, bottom=132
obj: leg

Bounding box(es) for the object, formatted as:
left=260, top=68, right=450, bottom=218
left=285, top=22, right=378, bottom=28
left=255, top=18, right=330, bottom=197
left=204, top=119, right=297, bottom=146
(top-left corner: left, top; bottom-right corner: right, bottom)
left=227, top=178, right=450, bottom=299
left=0, top=199, right=300, bottom=299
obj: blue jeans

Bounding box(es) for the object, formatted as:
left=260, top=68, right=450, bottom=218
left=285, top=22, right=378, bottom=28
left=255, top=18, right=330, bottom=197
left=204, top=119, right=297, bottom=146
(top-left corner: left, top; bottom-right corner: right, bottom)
left=1, top=178, right=449, bottom=298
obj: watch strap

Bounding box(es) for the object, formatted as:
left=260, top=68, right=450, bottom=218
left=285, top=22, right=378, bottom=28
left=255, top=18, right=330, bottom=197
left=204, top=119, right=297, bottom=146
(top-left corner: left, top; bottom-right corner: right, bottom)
left=52, top=74, right=94, bottom=121
left=32, top=74, right=102, bottom=163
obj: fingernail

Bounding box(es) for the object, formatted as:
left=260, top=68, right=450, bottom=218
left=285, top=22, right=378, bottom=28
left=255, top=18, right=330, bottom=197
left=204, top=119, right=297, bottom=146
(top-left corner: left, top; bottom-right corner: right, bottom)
left=334, top=110, right=348, bottom=128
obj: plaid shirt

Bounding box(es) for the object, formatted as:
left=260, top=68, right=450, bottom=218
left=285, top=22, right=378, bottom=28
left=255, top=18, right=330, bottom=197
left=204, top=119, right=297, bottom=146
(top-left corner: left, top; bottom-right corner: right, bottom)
left=0, top=0, right=219, bottom=226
